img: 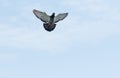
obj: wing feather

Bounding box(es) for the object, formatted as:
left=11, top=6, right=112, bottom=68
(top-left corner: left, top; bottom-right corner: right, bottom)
left=54, top=13, right=68, bottom=23
left=33, top=9, right=50, bottom=23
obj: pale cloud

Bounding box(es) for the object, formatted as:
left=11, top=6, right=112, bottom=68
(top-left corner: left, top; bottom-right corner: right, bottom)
left=61, top=0, right=120, bottom=20
left=0, top=53, right=16, bottom=63
left=0, top=0, right=120, bottom=52
left=61, top=0, right=120, bottom=33
left=0, top=23, right=69, bottom=52
left=61, top=0, right=108, bottom=12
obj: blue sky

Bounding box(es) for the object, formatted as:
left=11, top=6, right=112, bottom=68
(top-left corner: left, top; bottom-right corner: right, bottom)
left=0, top=0, right=120, bottom=78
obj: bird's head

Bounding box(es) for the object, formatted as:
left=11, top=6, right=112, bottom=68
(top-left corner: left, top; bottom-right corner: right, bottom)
left=51, top=13, right=55, bottom=18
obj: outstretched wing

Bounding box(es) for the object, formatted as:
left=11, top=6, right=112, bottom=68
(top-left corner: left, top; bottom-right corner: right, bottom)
left=54, top=13, right=68, bottom=23
left=33, top=9, right=50, bottom=23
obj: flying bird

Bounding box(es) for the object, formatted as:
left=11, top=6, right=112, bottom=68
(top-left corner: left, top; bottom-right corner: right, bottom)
left=33, top=9, right=68, bottom=31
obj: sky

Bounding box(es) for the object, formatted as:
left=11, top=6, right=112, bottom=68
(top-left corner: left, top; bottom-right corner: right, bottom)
left=0, top=0, right=120, bottom=78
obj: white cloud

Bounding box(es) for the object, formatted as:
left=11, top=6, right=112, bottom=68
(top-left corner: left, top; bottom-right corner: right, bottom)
left=61, top=0, right=120, bottom=20
left=0, top=0, right=120, bottom=52
left=0, top=53, right=17, bottom=63
left=61, top=0, right=120, bottom=33
left=0, top=23, right=69, bottom=52
left=62, top=0, right=108, bottom=12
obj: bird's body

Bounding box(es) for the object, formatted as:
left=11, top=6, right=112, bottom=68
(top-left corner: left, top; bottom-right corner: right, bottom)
left=43, top=23, right=56, bottom=31
left=43, top=13, right=56, bottom=31
left=33, top=9, right=68, bottom=31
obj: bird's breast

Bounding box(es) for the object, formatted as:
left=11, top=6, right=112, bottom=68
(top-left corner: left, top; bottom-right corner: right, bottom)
left=43, top=23, right=56, bottom=31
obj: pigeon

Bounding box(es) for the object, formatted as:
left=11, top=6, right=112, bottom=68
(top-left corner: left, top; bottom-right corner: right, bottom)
left=33, top=9, right=68, bottom=31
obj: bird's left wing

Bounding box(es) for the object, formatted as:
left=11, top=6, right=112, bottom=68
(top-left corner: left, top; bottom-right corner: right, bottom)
left=33, top=9, right=50, bottom=23
left=54, top=13, right=68, bottom=23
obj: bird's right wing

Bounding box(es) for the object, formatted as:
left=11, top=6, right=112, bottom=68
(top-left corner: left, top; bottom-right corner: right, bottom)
left=33, top=9, right=50, bottom=23
left=54, top=13, right=68, bottom=23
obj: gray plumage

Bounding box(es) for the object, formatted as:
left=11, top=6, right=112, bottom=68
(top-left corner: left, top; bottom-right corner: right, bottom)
left=33, top=9, right=68, bottom=31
